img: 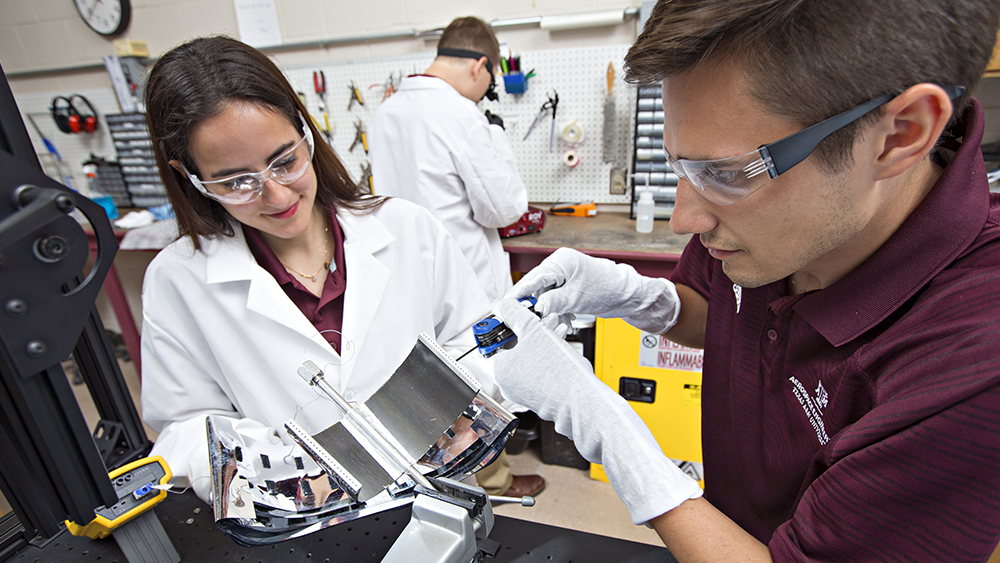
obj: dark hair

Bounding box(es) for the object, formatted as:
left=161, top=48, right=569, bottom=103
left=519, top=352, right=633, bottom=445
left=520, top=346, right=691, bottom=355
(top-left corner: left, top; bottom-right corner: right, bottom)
left=145, top=35, right=382, bottom=249
left=438, top=16, right=500, bottom=70
left=625, top=0, right=1000, bottom=171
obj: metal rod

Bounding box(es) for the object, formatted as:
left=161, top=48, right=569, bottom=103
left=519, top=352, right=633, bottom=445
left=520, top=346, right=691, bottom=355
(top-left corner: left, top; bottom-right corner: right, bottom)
left=490, top=17, right=543, bottom=29
left=489, top=495, right=536, bottom=507
left=297, top=361, right=438, bottom=492
left=5, top=62, right=109, bottom=79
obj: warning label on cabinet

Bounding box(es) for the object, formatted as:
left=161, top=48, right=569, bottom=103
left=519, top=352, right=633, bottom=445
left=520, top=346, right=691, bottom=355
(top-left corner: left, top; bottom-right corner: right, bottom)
left=682, top=384, right=701, bottom=406
left=672, top=458, right=704, bottom=483
left=639, top=333, right=704, bottom=372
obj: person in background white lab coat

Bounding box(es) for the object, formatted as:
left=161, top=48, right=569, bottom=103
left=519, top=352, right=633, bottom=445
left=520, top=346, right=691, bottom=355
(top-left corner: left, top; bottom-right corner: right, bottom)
left=369, top=17, right=542, bottom=498
left=369, top=16, right=529, bottom=305
left=139, top=36, right=502, bottom=503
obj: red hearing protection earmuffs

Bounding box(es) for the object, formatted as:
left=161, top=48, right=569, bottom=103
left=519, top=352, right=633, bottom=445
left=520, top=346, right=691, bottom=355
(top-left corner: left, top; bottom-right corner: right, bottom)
left=51, top=95, right=99, bottom=134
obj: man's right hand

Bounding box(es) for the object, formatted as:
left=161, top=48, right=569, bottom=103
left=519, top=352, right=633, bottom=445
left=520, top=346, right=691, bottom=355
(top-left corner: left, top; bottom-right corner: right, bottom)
left=504, top=247, right=681, bottom=334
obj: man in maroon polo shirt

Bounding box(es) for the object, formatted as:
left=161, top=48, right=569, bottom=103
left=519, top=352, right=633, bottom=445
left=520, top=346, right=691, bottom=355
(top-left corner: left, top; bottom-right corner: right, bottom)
left=490, top=0, right=1000, bottom=561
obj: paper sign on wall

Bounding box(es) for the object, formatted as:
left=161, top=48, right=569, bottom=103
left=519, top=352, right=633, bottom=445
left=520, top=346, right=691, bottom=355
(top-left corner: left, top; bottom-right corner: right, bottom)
left=234, top=0, right=282, bottom=47
left=638, top=332, right=704, bottom=372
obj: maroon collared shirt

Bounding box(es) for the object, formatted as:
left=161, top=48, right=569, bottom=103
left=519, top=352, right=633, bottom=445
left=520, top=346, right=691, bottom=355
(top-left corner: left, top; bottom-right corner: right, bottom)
left=243, top=210, right=347, bottom=353
left=671, top=100, right=1000, bottom=561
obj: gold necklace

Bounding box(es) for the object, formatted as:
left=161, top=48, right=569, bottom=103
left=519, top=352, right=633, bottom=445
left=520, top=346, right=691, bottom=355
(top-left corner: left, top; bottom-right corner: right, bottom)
left=282, top=226, right=330, bottom=283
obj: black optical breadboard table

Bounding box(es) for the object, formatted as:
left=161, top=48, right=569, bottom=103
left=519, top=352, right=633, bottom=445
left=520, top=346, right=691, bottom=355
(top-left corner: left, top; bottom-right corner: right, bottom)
left=12, top=491, right=676, bottom=563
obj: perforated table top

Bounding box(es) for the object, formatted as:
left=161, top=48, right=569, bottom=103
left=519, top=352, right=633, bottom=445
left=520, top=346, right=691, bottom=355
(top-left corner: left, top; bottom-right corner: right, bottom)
left=15, top=491, right=676, bottom=563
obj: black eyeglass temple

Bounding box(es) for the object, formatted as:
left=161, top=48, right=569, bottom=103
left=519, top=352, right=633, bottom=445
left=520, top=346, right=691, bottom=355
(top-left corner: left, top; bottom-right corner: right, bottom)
left=763, top=84, right=966, bottom=178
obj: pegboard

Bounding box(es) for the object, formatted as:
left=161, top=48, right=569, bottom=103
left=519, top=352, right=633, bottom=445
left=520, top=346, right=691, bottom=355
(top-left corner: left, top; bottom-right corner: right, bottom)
left=12, top=87, right=122, bottom=194
left=282, top=44, right=636, bottom=204
left=282, top=54, right=434, bottom=197
left=11, top=45, right=637, bottom=205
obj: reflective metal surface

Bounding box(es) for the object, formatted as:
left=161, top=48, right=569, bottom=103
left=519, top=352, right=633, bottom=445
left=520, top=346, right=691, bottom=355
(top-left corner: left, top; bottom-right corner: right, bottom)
left=366, top=336, right=480, bottom=462
left=208, top=334, right=517, bottom=546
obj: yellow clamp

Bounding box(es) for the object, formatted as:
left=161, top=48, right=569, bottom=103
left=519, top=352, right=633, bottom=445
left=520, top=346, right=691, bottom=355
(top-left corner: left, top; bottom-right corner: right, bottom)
left=65, top=456, right=172, bottom=539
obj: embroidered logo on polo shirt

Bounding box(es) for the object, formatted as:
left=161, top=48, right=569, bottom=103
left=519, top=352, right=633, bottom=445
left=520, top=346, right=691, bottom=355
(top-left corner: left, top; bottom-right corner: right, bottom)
left=815, top=380, right=828, bottom=410
left=733, top=284, right=742, bottom=314
left=789, top=376, right=830, bottom=445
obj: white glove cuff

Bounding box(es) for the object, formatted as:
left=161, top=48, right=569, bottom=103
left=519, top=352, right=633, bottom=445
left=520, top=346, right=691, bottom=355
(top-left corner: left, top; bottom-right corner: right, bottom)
left=556, top=385, right=703, bottom=525
left=606, top=445, right=704, bottom=524
left=598, top=398, right=703, bottom=524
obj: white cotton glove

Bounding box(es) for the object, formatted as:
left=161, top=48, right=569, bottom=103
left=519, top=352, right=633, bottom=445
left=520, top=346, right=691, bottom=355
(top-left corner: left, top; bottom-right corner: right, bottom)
left=506, top=247, right=680, bottom=334
left=492, top=298, right=703, bottom=524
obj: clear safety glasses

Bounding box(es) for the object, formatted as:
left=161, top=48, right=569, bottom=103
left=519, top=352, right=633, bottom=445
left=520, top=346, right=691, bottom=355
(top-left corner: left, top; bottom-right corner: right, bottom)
left=183, top=115, right=315, bottom=205
left=665, top=85, right=966, bottom=205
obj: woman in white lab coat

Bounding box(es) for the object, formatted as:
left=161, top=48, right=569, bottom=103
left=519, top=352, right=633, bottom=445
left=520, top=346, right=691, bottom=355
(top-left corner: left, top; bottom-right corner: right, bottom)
left=139, top=36, right=498, bottom=502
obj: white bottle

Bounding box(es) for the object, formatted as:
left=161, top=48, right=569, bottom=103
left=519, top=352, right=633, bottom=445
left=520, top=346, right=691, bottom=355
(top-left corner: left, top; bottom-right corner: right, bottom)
left=635, top=190, right=655, bottom=233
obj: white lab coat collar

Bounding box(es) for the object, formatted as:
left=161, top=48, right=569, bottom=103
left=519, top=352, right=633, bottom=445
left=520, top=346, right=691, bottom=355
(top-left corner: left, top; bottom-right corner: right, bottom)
left=199, top=206, right=397, bottom=282
left=336, top=204, right=395, bottom=256
left=203, top=228, right=256, bottom=285
left=196, top=206, right=397, bottom=387
left=200, top=229, right=322, bottom=357
left=397, top=75, right=477, bottom=109
left=398, top=75, right=453, bottom=93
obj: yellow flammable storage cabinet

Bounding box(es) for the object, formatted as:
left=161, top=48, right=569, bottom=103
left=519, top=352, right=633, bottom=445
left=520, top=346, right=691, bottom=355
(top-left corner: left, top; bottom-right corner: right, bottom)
left=590, top=318, right=705, bottom=488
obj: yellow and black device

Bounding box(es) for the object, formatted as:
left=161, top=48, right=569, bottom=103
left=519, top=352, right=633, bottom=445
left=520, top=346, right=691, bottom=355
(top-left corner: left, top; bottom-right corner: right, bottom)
left=66, top=456, right=172, bottom=539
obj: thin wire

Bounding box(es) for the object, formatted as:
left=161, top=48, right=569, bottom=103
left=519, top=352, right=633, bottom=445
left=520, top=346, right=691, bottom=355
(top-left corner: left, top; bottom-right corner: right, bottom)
left=302, top=329, right=355, bottom=367
left=456, top=345, right=478, bottom=361
left=291, top=394, right=326, bottom=426
left=283, top=444, right=300, bottom=466
left=154, top=475, right=210, bottom=494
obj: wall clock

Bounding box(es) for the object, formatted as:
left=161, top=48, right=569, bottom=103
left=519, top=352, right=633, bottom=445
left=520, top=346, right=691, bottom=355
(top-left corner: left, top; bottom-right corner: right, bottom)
left=74, top=0, right=131, bottom=36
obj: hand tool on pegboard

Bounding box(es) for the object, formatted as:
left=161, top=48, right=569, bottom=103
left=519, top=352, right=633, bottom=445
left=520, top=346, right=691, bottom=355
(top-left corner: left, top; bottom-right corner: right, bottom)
left=350, top=119, right=368, bottom=154
left=603, top=62, right=616, bottom=163
left=348, top=80, right=365, bottom=110
left=522, top=91, right=559, bottom=152
left=313, top=71, right=332, bottom=143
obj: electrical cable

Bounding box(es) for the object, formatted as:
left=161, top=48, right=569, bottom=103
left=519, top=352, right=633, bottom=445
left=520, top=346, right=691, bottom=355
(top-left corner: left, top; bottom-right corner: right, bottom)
left=456, top=345, right=478, bottom=361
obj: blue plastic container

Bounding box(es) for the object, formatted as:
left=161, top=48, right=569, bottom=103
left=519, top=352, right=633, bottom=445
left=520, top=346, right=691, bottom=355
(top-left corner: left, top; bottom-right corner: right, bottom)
left=503, top=73, right=527, bottom=94
left=90, top=193, right=119, bottom=220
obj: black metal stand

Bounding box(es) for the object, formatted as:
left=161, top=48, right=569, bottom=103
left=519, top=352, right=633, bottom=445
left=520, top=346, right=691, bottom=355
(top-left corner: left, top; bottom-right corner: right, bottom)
left=1, top=60, right=153, bottom=557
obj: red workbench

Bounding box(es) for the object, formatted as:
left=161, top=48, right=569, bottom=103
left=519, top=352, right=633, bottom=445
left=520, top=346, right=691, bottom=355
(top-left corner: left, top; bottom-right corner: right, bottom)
left=503, top=212, right=691, bottom=278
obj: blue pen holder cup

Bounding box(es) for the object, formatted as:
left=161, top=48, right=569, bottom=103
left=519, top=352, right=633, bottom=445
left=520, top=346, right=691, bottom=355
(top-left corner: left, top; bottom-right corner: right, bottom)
left=503, top=73, right=527, bottom=94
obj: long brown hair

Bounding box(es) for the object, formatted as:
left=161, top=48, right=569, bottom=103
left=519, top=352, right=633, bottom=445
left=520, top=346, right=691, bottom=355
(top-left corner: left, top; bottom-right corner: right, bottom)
left=145, top=35, right=382, bottom=249
left=625, top=0, right=999, bottom=172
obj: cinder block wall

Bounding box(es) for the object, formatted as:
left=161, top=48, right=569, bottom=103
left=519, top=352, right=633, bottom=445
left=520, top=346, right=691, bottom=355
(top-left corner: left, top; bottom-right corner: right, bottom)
left=1, top=0, right=641, bottom=94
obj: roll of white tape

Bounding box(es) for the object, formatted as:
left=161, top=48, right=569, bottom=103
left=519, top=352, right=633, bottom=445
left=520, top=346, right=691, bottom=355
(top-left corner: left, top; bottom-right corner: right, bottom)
left=563, top=150, right=580, bottom=168
left=562, top=120, right=585, bottom=144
